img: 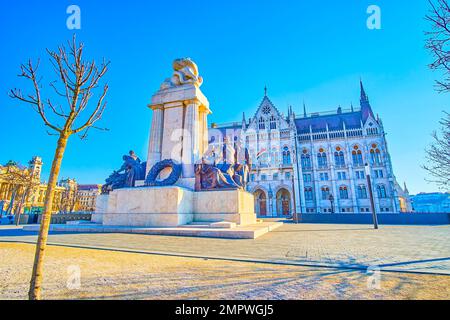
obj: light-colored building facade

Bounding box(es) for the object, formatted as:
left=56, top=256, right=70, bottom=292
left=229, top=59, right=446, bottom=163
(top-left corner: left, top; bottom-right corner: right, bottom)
left=411, top=192, right=450, bottom=213
left=208, top=82, right=412, bottom=217
left=77, top=184, right=102, bottom=212
left=0, top=157, right=83, bottom=214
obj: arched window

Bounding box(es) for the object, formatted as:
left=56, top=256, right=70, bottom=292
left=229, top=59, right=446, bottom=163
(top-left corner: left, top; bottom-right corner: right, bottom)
left=370, top=144, right=382, bottom=165
left=334, top=149, right=345, bottom=167
left=304, top=187, right=314, bottom=200
left=321, top=186, right=330, bottom=200
left=377, top=185, right=387, bottom=198
left=270, top=115, right=277, bottom=130
left=301, top=150, right=312, bottom=170
left=258, top=117, right=265, bottom=130
left=339, top=186, right=349, bottom=199
left=352, top=146, right=364, bottom=167
left=357, top=185, right=368, bottom=199
left=282, top=146, right=291, bottom=165
left=317, top=149, right=327, bottom=168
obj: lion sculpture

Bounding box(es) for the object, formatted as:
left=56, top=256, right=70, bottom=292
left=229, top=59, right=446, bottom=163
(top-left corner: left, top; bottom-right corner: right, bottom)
left=160, top=58, right=203, bottom=89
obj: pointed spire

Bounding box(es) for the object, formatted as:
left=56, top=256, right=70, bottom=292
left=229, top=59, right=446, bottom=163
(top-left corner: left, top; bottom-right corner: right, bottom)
left=359, top=79, right=374, bottom=121
left=404, top=182, right=409, bottom=194
left=242, top=112, right=246, bottom=123
left=303, top=101, right=307, bottom=118
left=264, top=85, right=267, bottom=96
left=360, top=79, right=369, bottom=103
left=350, top=102, right=354, bottom=112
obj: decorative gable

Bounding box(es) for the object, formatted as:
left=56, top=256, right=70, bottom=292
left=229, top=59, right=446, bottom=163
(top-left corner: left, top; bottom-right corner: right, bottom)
left=248, top=95, right=289, bottom=131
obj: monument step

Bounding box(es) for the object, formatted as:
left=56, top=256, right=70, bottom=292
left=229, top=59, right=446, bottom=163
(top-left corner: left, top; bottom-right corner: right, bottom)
left=182, top=221, right=237, bottom=229
left=23, top=221, right=283, bottom=239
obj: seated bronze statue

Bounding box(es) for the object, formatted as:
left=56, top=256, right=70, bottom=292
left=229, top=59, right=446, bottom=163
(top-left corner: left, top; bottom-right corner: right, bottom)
left=194, top=139, right=250, bottom=191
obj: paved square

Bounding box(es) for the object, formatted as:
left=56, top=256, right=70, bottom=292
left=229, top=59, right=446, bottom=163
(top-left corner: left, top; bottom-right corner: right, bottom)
left=1, top=222, right=449, bottom=275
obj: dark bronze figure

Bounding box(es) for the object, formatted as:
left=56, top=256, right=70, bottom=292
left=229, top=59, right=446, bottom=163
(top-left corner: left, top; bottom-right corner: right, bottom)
left=101, top=151, right=146, bottom=194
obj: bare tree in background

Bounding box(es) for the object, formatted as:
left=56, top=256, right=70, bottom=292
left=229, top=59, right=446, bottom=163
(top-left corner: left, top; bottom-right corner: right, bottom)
left=426, top=0, right=450, bottom=92
left=424, top=0, right=450, bottom=188
left=423, top=112, right=450, bottom=187
left=9, top=35, right=109, bottom=300
left=0, top=161, right=40, bottom=223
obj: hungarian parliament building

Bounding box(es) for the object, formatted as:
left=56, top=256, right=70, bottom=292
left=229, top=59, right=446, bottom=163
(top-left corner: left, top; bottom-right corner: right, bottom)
left=208, top=81, right=412, bottom=217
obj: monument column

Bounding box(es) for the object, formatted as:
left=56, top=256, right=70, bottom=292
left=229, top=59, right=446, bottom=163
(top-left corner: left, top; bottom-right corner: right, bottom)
left=146, top=105, right=164, bottom=175
left=181, top=99, right=200, bottom=178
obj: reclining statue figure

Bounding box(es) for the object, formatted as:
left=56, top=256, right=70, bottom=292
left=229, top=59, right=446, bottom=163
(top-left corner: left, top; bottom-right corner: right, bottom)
left=194, top=137, right=250, bottom=191
left=101, top=151, right=146, bottom=194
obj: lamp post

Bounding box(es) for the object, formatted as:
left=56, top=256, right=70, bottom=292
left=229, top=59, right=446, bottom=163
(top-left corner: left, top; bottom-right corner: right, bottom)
left=328, top=194, right=335, bottom=213
left=291, top=174, right=298, bottom=223
left=365, top=163, right=378, bottom=230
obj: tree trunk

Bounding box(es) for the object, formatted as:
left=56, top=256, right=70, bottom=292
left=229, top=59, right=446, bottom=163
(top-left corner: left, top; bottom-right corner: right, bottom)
left=6, top=186, right=17, bottom=215
left=28, top=133, right=69, bottom=300
left=16, top=186, right=30, bottom=226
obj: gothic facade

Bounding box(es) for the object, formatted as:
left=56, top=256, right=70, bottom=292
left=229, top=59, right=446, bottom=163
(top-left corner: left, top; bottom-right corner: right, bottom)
left=208, top=82, right=412, bottom=217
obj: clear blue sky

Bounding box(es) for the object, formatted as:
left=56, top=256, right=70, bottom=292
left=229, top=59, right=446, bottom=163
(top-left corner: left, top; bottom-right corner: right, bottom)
left=0, top=0, right=448, bottom=194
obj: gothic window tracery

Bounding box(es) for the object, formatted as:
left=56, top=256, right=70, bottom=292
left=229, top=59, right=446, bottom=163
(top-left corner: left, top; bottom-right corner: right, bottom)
left=370, top=144, right=382, bottom=165
left=321, top=186, right=330, bottom=200
left=339, top=186, right=349, bottom=199
left=334, top=148, right=345, bottom=167
left=282, top=146, right=291, bottom=165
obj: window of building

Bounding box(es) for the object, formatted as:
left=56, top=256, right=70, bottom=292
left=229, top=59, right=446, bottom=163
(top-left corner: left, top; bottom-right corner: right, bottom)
left=357, top=185, right=368, bottom=199
left=304, top=187, right=314, bottom=200
left=320, top=173, right=329, bottom=181
left=377, top=184, right=387, bottom=198
left=282, top=146, right=291, bottom=165
left=337, top=171, right=347, bottom=180
left=355, top=170, right=365, bottom=180
left=374, top=169, right=384, bottom=178
left=317, top=149, right=328, bottom=168
left=321, top=186, right=330, bottom=200
left=301, top=150, right=312, bottom=170
left=370, top=144, right=382, bottom=165
left=352, top=147, right=364, bottom=167
left=261, top=174, right=267, bottom=181
left=270, top=115, right=277, bottom=130
left=285, top=172, right=291, bottom=180
left=339, top=186, right=349, bottom=199
left=303, top=174, right=312, bottom=183
left=334, top=150, right=345, bottom=167
left=273, top=173, right=278, bottom=180
left=258, top=117, right=265, bottom=130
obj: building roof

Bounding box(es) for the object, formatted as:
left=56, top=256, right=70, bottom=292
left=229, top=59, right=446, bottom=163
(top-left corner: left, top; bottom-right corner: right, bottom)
left=78, top=184, right=101, bottom=191
left=294, top=110, right=362, bottom=132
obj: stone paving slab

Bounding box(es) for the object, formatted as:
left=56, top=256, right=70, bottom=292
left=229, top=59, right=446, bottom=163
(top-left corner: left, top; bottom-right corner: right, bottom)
left=22, top=221, right=283, bottom=239
left=1, top=222, right=449, bottom=275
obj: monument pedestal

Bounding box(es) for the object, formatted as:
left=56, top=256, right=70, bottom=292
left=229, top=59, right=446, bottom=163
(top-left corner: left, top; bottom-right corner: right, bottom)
left=94, top=187, right=257, bottom=227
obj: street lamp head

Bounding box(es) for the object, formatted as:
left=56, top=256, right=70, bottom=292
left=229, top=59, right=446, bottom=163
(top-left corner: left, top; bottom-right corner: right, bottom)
left=364, top=163, right=370, bottom=176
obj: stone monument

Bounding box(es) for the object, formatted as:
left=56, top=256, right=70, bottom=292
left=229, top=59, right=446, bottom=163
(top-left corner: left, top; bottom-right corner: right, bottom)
left=94, top=58, right=257, bottom=227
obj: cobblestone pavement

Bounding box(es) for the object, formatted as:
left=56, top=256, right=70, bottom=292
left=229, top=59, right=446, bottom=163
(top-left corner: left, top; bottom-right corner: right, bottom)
left=2, top=242, right=449, bottom=300
left=1, top=222, right=449, bottom=275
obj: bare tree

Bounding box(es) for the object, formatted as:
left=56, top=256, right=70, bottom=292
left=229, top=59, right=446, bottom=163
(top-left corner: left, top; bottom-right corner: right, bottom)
left=0, top=161, right=40, bottom=224
left=425, top=0, right=450, bottom=92
left=9, top=36, right=109, bottom=300
left=424, top=0, right=450, bottom=188
left=423, top=112, right=450, bottom=188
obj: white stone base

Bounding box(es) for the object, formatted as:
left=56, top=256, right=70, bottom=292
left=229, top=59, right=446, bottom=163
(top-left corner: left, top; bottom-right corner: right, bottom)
left=93, top=186, right=257, bottom=227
